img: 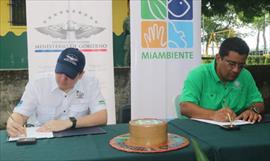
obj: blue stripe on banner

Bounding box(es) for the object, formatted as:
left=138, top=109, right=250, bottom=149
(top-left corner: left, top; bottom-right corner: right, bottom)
left=35, top=50, right=62, bottom=53
left=35, top=49, right=108, bottom=53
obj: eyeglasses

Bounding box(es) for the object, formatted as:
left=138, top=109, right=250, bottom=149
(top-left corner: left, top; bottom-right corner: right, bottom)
left=223, top=58, right=246, bottom=70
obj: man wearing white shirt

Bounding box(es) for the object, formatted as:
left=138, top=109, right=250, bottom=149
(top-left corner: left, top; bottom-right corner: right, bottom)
left=7, top=48, right=107, bottom=137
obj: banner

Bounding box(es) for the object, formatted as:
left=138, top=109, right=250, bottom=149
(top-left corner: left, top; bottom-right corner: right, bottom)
left=130, top=0, right=201, bottom=119
left=26, top=0, right=116, bottom=124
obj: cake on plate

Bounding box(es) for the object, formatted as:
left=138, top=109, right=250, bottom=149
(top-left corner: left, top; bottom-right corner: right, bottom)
left=125, top=119, right=167, bottom=147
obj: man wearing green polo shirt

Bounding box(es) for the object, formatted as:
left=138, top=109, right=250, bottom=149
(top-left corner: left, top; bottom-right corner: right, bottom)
left=179, top=37, right=264, bottom=123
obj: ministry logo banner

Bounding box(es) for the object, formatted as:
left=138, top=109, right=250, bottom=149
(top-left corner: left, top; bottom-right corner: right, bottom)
left=131, top=0, right=201, bottom=119
left=26, top=0, right=116, bottom=123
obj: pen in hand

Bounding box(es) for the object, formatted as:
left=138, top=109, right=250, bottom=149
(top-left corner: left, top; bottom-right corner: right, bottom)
left=7, top=111, right=26, bottom=137
left=223, top=99, right=236, bottom=125
left=227, top=113, right=233, bottom=127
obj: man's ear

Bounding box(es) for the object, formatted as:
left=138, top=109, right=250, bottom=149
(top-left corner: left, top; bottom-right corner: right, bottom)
left=215, top=54, right=221, bottom=62
left=78, top=71, right=85, bottom=79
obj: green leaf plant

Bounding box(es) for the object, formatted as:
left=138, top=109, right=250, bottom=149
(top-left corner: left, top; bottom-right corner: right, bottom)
left=191, top=138, right=210, bottom=161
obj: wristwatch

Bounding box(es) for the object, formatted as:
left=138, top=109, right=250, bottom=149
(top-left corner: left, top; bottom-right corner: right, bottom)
left=250, top=105, right=261, bottom=114
left=69, top=117, right=77, bottom=129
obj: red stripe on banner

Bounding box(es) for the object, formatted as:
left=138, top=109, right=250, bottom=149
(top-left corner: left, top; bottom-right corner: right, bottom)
left=81, top=49, right=107, bottom=52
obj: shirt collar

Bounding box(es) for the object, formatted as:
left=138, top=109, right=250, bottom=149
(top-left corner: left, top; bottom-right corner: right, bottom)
left=50, top=74, right=59, bottom=93
left=210, top=59, right=221, bottom=83
left=50, top=74, right=84, bottom=94
left=73, top=79, right=84, bottom=93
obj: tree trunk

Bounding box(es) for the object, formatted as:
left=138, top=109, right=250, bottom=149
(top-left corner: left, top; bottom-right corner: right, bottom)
left=263, top=27, right=266, bottom=54
left=256, top=29, right=260, bottom=53
left=205, top=34, right=211, bottom=56
left=262, top=15, right=267, bottom=54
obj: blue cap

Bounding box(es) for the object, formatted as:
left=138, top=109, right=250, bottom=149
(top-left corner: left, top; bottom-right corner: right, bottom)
left=55, top=48, right=85, bottom=79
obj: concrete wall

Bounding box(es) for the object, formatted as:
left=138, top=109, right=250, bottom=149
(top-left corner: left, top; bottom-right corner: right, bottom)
left=0, top=71, right=28, bottom=129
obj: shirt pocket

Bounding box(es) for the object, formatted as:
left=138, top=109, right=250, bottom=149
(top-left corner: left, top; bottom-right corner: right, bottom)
left=69, top=100, right=89, bottom=117
left=200, top=92, right=219, bottom=109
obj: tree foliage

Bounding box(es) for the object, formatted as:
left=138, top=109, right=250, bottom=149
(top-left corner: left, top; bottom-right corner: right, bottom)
left=202, top=0, right=270, bottom=23
left=201, top=5, right=246, bottom=55
left=201, top=0, right=270, bottom=55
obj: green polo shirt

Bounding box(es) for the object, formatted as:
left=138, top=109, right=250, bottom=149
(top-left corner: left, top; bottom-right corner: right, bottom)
left=180, top=60, right=263, bottom=114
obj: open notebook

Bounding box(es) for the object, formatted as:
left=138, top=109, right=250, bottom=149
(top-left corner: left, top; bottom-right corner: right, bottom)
left=191, top=118, right=252, bottom=126
left=8, top=126, right=106, bottom=141
left=9, top=127, right=53, bottom=141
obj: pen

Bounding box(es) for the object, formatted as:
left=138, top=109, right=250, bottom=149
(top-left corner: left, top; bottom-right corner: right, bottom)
left=7, top=111, right=27, bottom=137
left=223, top=99, right=234, bottom=124
left=227, top=113, right=233, bottom=127
left=7, top=111, right=15, bottom=122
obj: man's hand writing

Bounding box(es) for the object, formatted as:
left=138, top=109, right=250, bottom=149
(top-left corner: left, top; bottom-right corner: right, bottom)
left=6, top=117, right=26, bottom=137
left=212, top=107, right=236, bottom=122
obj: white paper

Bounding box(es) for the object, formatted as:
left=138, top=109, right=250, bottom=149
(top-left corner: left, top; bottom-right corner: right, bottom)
left=191, top=118, right=252, bottom=126
left=8, top=127, right=53, bottom=141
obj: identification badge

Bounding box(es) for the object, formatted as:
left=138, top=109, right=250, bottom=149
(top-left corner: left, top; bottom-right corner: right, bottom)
left=76, top=90, right=84, bottom=99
